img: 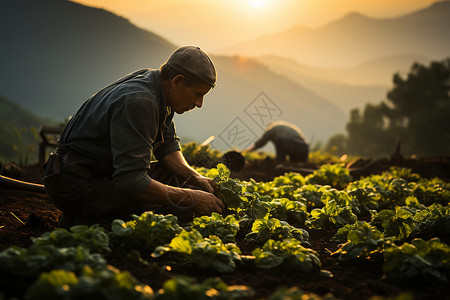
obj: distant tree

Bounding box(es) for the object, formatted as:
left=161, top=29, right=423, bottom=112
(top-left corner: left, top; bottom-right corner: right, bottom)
left=386, top=59, right=450, bottom=156
left=343, top=58, right=450, bottom=157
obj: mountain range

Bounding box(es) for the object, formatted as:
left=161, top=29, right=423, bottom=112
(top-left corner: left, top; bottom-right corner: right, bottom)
left=228, top=1, right=449, bottom=113
left=220, top=1, right=450, bottom=68
left=255, top=54, right=431, bottom=112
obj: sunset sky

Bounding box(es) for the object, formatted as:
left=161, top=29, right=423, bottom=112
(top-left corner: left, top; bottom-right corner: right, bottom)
left=72, top=0, right=439, bottom=51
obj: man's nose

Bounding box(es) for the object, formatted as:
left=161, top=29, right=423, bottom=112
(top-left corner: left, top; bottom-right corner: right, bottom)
left=195, top=97, right=204, bottom=108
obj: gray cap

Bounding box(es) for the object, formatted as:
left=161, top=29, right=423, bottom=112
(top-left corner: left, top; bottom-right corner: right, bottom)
left=166, top=46, right=217, bottom=87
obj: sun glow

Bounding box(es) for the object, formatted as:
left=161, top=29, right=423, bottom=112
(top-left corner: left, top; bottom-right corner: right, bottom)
left=248, top=0, right=266, bottom=9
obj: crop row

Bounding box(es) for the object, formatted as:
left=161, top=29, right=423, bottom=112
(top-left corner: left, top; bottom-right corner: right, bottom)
left=1, top=163, right=449, bottom=299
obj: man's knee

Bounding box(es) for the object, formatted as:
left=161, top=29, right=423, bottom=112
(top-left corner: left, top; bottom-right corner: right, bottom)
left=43, top=171, right=89, bottom=216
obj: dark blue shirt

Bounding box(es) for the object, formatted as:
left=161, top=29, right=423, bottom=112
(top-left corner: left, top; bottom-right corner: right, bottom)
left=59, top=69, right=180, bottom=197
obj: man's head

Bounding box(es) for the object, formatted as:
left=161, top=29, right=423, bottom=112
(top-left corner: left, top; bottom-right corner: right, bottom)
left=160, top=46, right=217, bottom=114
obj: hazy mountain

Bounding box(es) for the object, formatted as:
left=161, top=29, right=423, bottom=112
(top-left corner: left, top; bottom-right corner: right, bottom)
left=256, top=54, right=430, bottom=112
left=0, top=0, right=176, bottom=119
left=0, top=0, right=345, bottom=154
left=219, top=1, right=450, bottom=68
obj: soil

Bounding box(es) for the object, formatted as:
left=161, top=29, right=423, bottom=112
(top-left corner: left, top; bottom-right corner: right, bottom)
left=0, top=156, right=449, bottom=299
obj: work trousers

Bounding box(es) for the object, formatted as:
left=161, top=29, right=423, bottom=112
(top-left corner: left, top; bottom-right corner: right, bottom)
left=42, top=146, right=192, bottom=225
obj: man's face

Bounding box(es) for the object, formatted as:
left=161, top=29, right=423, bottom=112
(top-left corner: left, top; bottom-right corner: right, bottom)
left=171, top=77, right=212, bottom=114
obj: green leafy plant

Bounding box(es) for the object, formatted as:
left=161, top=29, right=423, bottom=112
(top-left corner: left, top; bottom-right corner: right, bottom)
left=271, top=172, right=306, bottom=190
left=252, top=239, right=321, bottom=272
left=25, top=265, right=153, bottom=300
left=268, top=197, right=308, bottom=225
left=347, top=186, right=380, bottom=214
left=370, top=206, right=417, bottom=240
left=305, top=164, right=353, bottom=189
left=181, top=142, right=222, bottom=168
left=347, top=171, right=415, bottom=209
left=413, top=204, right=450, bottom=241
left=295, top=184, right=326, bottom=210
left=32, top=225, right=110, bottom=254
left=249, top=172, right=306, bottom=201
left=111, top=211, right=182, bottom=251
left=0, top=244, right=107, bottom=297
left=152, top=230, right=241, bottom=273
left=207, top=164, right=247, bottom=210
left=154, top=275, right=253, bottom=300
left=307, top=199, right=357, bottom=230
left=207, top=164, right=271, bottom=220
left=331, top=221, right=365, bottom=242
left=383, top=238, right=450, bottom=282
left=332, top=222, right=393, bottom=261
left=0, top=245, right=107, bottom=278
left=412, top=177, right=450, bottom=206
left=244, top=217, right=309, bottom=246
left=187, top=212, right=240, bottom=243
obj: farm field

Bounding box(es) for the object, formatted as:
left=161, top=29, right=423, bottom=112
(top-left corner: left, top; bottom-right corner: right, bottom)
left=0, top=149, right=449, bottom=300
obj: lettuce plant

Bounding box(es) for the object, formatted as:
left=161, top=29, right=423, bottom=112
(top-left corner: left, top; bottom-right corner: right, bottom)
left=370, top=206, right=417, bottom=240
left=154, top=275, right=254, bottom=300
left=305, top=164, right=352, bottom=190
left=252, top=239, right=321, bottom=272
left=414, top=203, right=450, bottom=241
left=244, top=217, right=309, bottom=246
left=153, top=230, right=242, bottom=273
left=25, top=266, right=153, bottom=300
left=383, top=238, right=450, bottom=282
left=268, top=198, right=308, bottom=225
left=332, top=222, right=393, bottom=261
left=307, top=199, right=357, bottom=230
left=32, top=225, right=110, bottom=254
left=187, top=212, right=240, bottom=243
left=111, top=211, right=182, bottom=251
left=207, top=164, right=271, bottom=220
left=0, top=244, right=107, bottom=297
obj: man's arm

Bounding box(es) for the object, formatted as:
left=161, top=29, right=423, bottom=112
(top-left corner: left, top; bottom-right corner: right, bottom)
left=132, top=150, right=224, bottom=216
left=160, top=150, right=215, bottom=193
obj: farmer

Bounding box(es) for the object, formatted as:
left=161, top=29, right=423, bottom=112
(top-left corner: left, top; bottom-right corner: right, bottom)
left=43, top=46, right=224, bottom=228
left=243, top=121, right=309, bottom=162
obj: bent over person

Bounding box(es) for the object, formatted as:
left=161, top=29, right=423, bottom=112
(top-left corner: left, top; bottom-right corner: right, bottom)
left=244, top=121, right=309, bottom=163
left=43, top=46, right=224, bottom=228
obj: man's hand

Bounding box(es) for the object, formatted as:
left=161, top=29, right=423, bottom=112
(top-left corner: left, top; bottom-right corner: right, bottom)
left=188, top=175, right=216, bottom=193
left=189, top=189, right=224, bottom=216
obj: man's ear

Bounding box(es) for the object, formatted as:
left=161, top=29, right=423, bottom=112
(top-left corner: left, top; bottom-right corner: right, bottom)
left=171, top=74, right=185, bottom=89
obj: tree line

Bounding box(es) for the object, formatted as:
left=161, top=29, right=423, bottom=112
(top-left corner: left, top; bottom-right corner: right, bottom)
left=325, top=58, right=450, bottom=158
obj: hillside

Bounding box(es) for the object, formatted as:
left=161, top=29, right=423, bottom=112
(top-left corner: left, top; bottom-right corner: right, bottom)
left=0, top=95, right=54, bottom=163
left=256, top=54, right=431, bottom=112
left=219, top=1, right=450, bottom=68
left=0, top=0, right=176, bottom=119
